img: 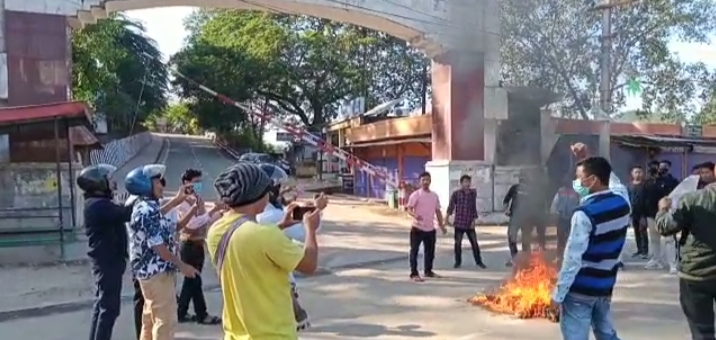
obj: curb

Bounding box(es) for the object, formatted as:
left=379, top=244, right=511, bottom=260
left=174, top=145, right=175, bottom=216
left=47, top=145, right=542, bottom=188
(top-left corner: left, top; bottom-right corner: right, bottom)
left=212, top=137, right=240, bottom=160
left=0, top=255, right=408, bottom=323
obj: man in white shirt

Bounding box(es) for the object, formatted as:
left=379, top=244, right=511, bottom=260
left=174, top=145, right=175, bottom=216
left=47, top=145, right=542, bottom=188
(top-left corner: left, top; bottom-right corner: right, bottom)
left=175, top=169, right=223, bottom=325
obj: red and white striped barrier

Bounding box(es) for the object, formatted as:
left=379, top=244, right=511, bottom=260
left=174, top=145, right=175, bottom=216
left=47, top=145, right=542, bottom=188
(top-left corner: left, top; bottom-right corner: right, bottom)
left=169, top=68, right=399, bottom=188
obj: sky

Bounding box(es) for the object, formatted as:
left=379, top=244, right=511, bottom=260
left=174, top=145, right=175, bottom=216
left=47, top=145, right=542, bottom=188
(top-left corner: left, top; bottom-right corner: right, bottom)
left=124, top=7, right=716, bottom=112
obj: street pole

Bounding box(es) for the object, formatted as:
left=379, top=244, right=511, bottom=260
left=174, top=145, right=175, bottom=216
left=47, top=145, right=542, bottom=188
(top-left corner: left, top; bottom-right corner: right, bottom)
left=598, top=5, right=612, bottom=161
left=592, top=0, right=639, bottom=161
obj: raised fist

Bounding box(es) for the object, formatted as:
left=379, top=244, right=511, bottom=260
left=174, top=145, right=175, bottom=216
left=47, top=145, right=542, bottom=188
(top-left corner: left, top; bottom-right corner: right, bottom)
left=571, top=143, right=589, bottom=159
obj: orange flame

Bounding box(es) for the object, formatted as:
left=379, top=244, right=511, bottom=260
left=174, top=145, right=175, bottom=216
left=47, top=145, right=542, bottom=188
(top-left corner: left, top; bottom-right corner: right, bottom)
left=469, top=253, right=559, bottom=320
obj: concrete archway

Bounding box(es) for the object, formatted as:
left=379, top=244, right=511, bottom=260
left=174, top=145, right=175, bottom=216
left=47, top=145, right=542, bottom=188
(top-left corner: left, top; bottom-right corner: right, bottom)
left=72, top=0, right=446, bottom=58
left=2, top=0, right=506, bottom=211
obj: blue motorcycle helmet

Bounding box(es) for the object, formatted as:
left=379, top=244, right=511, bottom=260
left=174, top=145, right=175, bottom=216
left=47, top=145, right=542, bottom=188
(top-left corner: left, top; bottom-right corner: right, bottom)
left=124, top=164, right=166, bottom=197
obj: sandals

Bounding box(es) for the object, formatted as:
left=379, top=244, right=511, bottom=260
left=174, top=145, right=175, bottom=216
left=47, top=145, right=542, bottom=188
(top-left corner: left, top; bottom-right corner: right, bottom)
left=178, top=314, right=196, bottom=323
left=197, top=315, right=222, bottom=325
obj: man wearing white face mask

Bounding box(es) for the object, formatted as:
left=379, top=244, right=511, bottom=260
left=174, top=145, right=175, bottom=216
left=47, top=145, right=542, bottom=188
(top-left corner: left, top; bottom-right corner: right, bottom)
left=552, top=144, right=630, bottom=340
left=175, top=168, right=223, bottom=325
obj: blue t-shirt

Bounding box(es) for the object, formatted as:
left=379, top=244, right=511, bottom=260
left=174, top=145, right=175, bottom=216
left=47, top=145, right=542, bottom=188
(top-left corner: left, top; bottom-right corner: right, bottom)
left=128, top=198, right=177, bottom=280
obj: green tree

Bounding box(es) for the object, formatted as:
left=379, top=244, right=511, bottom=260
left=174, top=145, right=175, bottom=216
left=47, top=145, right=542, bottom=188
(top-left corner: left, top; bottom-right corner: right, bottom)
left=172, top=9, right=429, bottom=132
left=144, top=102, right=200, bottom=134
left=72, top=14, right=168, bottom=134
left=501, top=0, right=715, bottom=120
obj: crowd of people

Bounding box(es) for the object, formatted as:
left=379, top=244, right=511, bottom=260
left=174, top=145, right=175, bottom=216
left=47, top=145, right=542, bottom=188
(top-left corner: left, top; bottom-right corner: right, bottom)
left=75, top=141, right=716, bottom=340
left=78, top=160, right=327, bottom=340
left=537, top=144, right=716, bottom=340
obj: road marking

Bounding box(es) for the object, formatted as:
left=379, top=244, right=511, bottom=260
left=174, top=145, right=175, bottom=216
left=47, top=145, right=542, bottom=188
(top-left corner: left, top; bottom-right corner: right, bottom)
left=159, top=138, right=171, bottom=164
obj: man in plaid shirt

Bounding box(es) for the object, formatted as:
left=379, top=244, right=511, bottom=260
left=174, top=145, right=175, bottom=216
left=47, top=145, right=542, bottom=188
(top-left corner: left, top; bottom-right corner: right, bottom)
left=446, top=175, right=486, bottom=268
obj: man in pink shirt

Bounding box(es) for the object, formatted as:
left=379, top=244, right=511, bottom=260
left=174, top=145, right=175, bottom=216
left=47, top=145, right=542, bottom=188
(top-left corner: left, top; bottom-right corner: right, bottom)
left=406, top=172, right=446, bottom=282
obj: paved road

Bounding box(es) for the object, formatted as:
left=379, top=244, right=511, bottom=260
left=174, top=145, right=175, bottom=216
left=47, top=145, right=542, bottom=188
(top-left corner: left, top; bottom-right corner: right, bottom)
left=0, top=134, right=693, bottom=339
left=159, top=134, right=236, bottom=198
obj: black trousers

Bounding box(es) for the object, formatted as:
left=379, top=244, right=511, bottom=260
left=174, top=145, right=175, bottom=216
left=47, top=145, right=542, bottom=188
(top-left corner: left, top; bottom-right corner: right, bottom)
left=508, top=215, right=546, bottom=257
left=631, top=216, right=649, bottom=254
left=133, top=278, right=143, bottom=340
left=409, top=227, right=436, bottom=276
left=177, top=240, right=208, bottom=319
left=522, top=219, right=546, bottom=251
left=89, top=261, right=124, bottom=340
left=454, top=228, right=482, bottom=265
left=680, top=278, right=716, bottom=340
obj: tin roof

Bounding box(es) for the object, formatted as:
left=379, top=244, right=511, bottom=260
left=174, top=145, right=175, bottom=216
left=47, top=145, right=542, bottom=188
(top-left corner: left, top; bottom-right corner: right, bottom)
left=69, top=125, right=102, bottom=149
left=0, top=101, right=92, bottom=127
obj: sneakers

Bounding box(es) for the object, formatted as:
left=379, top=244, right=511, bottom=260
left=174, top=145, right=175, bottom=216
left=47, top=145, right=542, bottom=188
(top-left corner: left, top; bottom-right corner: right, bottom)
left=645, top=259, right=664, bottom=270
left=505, top=259, right=514, bottom=267
left=669, top=265, right=678, bottom=275
left=476, top=262, right=487, bottom=269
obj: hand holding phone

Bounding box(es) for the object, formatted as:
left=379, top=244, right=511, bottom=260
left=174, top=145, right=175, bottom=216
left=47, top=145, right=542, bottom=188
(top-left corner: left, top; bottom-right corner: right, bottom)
left=292, top=206, right=317, bottom=220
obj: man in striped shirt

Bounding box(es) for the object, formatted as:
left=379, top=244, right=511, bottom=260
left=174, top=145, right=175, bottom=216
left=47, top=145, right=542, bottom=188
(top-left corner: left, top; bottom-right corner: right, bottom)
left=552, top=144, right=630, bottom=340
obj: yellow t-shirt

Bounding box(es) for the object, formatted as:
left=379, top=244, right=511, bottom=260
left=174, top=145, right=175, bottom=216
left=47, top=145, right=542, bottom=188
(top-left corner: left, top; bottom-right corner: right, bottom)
left=206, top=212, right=304, bottom=340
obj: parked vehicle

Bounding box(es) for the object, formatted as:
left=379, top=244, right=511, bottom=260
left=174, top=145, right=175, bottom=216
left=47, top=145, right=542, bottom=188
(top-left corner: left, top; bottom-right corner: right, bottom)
left=239, top=152, right=293, bottom=175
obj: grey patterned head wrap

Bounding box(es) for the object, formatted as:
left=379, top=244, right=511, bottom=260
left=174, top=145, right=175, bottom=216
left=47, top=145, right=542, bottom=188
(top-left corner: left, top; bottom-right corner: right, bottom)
left=214, top=162, right=272, bottom=207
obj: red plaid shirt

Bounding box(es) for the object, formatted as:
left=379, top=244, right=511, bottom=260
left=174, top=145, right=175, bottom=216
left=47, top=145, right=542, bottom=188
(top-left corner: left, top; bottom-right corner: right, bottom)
left=447, top=188, right=478, bottom=229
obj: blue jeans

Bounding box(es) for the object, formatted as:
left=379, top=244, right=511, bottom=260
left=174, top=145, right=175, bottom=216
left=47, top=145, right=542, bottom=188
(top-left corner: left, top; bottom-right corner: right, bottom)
left=560, top=293, right=620, bottom=340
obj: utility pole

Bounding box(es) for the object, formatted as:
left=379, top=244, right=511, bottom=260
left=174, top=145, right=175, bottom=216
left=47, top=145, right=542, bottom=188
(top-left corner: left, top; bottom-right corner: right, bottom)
left=591, top=0, right=639, bottom=161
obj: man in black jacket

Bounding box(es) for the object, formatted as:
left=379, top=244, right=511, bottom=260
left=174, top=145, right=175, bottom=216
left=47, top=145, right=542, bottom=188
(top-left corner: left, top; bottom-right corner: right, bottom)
left=79, top=164, right=133, bottom=340
left=656, top=183, right=716, bottom=340
left=503, top=170, right=548, bottom=265
left=628, top=165, right=650, bottom=258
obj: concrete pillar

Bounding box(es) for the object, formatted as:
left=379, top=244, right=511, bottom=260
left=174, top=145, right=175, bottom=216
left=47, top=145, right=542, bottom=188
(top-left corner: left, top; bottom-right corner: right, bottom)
left=423, top=0, right=505, bottom=214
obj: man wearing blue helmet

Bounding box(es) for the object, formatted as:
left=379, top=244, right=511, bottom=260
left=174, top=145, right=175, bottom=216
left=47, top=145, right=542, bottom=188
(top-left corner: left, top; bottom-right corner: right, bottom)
left=124, top=164, right=198, bottom=340
left=77, top=164, right=132, bottom=340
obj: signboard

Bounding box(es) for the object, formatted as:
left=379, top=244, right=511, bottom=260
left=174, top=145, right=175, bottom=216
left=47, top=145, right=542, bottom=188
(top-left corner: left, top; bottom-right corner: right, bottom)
left=275, top=131, right=297, bottom=142
left=684, top=125, right=702, bottom=138
left=338, top=97, right=365, bottom=118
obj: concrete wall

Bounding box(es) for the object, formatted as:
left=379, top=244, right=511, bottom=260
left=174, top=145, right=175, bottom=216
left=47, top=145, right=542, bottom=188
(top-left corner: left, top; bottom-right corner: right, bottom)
left=0, top=162, right=82, bottom=232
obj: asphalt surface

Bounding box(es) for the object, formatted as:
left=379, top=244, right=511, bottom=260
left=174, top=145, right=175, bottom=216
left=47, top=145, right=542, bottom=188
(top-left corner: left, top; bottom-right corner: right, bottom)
left=160, top=134, right=236, bottom=198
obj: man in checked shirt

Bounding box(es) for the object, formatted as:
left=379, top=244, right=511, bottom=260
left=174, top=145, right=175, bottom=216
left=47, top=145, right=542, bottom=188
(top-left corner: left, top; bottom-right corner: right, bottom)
left=446, top=175, right=486, bottom=269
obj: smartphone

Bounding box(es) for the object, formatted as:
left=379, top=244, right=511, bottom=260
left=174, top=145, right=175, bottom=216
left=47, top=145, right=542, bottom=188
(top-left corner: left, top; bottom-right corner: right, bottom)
left=292, top=206, right=317, bottom=220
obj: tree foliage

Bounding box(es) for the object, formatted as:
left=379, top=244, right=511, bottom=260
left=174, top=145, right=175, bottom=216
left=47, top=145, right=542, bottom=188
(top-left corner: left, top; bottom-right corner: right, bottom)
left=144, top=102, right=199, bottom=134
left=501, top=0, right=716, bottom=120
left=72, top=14, right=168, bottom=134
left=171, top=9, right=428, bottom=133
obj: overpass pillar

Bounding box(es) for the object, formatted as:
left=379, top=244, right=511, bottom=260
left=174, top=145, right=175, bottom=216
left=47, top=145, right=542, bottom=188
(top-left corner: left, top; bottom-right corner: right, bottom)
left=423, top=0, right=506, bottom=215
left=0, top=9, right=70, bottom=106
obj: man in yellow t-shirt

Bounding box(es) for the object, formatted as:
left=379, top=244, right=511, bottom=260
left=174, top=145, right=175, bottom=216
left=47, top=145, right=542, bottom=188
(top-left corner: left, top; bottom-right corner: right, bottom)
left=207, top=163, right=325, bottom=340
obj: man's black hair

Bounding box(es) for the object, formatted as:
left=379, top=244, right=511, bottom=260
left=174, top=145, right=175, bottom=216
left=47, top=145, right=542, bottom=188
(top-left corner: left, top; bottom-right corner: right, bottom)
left=181, top=168, right=203, bottom=182
left=631, top=164, right=643, bottom=170
left=648, top=160, right=660, bottom=167
left=459, top=174, right=471, bottom=182
left=659, top=160, right=672, bottom=166
left=696, top=162, right=715, bottom=171
left=576, top=156, right=612, bottom=184
left=419, top=171, right=431, bottom=179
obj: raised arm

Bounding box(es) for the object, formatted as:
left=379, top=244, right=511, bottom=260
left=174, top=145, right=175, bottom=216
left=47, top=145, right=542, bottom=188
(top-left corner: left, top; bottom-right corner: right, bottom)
left=655, top=196, right=692, bottom=237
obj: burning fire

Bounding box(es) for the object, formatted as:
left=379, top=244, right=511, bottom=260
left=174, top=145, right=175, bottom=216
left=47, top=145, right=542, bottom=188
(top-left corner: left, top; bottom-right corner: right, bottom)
left=469, top=252, right=560, bottom=322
